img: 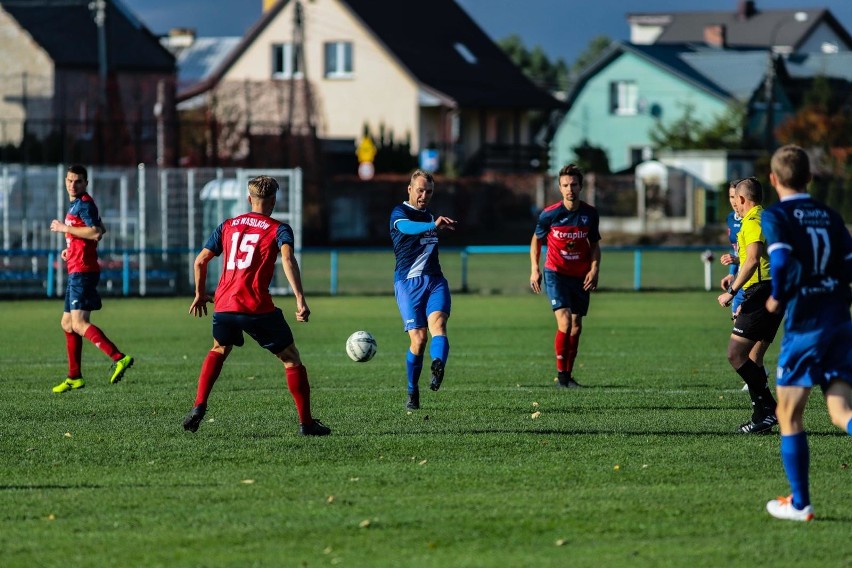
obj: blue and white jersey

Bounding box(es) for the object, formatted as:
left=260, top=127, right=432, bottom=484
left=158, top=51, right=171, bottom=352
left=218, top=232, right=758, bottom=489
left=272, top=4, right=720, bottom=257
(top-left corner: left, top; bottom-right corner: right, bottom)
left=390, top=202, right=442, bottom=282
left=726, top=210, right=742, bottom=276
left=763, top=194, right=852, bottom=333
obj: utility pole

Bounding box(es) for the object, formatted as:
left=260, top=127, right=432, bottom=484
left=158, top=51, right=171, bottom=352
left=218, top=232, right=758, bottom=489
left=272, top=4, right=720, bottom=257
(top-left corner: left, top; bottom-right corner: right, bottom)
left=89, top=0, right=109, bottom=162
left=764, top=12, right=808, bottom=152
left=763, top=51, right=776, bottom=152
left=89, top=0, right=108, bottom=113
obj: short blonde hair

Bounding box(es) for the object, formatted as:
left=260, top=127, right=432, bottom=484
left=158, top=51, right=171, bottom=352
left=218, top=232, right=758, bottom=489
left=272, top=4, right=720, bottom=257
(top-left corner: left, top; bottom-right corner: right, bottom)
left=410, top=169, right=434, bottom=185
left=248, top=176, right=279, bottom=199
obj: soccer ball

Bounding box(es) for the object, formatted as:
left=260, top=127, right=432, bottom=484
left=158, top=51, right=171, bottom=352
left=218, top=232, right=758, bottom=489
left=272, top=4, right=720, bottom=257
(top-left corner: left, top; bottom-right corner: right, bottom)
left=346, top=331, right=377, bottom=362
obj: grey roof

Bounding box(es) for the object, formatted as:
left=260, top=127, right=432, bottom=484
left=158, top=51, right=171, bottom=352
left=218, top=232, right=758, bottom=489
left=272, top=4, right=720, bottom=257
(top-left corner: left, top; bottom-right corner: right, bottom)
left=0, top=0, right=174, bottom=72
left=176, top=37, right=241, bottom=89
left=564, top=42, right=769, bottom=108
left=628, top=7, right=852, bottom=52
left=782, top=51, right=852, bottom=80
left=679, top=49, right=769, bottom=100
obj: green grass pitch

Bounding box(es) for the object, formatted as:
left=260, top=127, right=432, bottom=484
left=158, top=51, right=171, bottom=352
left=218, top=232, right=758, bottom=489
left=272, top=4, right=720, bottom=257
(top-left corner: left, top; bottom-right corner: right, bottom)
left=1, top=293, right=849, bottom=567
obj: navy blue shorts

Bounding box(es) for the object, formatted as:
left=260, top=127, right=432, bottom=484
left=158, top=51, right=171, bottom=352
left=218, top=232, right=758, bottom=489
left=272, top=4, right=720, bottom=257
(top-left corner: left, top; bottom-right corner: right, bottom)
left=64, top=272, right=102, bottom=312
left=394, top=275, right=451, bottom=331
left=543, top=270, right=590, bottom=316
left=775, top=321, right=852, bottom=390
left=212, top=308, right=294, bottom=353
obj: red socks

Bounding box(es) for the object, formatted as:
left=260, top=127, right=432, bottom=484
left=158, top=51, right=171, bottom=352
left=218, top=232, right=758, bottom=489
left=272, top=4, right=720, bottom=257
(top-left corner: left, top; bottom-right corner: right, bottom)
left=555, top=330, right=581, bottom=374
left=567, top=334, right=580, bottom=374
left=195, top=350, right=226, bottom=406
left=555, top=330, right=570, bottom=372
left=286, top=364, right=312, bottom=424
left=65, top=331, right=83, bottom=378
left=83, top=325, right=121, bottom=360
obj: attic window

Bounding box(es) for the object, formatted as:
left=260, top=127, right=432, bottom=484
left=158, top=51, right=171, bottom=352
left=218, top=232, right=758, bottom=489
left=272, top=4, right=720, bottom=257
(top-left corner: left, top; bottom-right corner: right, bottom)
left=454, top=42, right=477, bottom=64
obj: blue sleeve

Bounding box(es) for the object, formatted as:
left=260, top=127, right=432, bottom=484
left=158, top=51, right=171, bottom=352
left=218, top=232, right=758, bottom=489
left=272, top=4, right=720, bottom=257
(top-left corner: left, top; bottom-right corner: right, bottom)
left=841, top=222, right=852, bottom=285
left=203, top=223, right=224, bottom=255
left=768, top=247, right=792, bottom=302
left=276, top=223, right=294, bottom=247
left=78, top=200, right=100, bottom=227
left=395, top=219, right=435, bottom=235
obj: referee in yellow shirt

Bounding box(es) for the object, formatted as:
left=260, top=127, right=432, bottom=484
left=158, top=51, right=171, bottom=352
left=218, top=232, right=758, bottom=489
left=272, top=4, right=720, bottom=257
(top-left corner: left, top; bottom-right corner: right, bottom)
left=717, top=177, right=783, bottom=434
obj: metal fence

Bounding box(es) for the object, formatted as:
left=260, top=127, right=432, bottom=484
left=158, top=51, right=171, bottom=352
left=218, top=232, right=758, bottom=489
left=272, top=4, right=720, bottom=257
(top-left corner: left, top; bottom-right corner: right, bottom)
left=0, top=164, right=302, bottom=297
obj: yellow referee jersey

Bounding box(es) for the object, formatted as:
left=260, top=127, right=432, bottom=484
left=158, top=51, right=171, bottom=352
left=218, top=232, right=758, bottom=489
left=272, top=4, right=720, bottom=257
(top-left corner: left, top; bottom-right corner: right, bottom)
left=736, top=204, right=771, bottom=290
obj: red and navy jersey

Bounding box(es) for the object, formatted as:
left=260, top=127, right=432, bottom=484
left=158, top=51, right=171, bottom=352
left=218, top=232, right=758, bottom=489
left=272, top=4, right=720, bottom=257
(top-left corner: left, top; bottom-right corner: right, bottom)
left=64, top=193, right=102, bottom=274
left=203, top=212, right=293, bottom=314
left=535, top=200, right=600, bottom=278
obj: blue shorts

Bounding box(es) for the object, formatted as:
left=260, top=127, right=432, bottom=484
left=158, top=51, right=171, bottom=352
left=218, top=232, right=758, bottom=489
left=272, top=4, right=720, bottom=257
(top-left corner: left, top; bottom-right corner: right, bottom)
left=731, top=288, right=745, bottom=317
left=543, top=270, right=590, bottom=316
left=394, top=275, right=451, bottom=331
left=64, top=272, right=102, bottom=312
left=775, top=321, right=852, bottom=389
left=212, top=308, right=294, bottom=353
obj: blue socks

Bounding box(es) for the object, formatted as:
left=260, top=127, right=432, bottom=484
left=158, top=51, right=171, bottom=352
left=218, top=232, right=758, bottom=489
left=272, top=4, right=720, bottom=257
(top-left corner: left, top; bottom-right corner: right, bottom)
left=847, top=417, right=852, bottom=435
left=780, top=432, right=810, bottom=509
left=407, top=336, right=449, bottom=394
left=406, top=350, right=423, bottom=394
left=430, top=335, right=449, bottom=366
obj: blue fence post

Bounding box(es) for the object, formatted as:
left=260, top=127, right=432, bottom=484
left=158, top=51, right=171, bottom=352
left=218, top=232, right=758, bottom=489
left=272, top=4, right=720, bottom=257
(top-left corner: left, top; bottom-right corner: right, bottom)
left=122, top=252, right=131, bottom=296
left=46, top=252, right=55, bottom=298
left=460, top=249, right=469, bottom=293
left=330, top=250, right=339, bottom=296
left=633, top=249, right=642, bottom=291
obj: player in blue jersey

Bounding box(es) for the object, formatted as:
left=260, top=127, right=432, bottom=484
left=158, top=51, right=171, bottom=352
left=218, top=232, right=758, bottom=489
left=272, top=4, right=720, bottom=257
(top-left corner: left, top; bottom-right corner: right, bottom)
left=390, top=170, right=457, bottom=410
left=720, top=180, right=745, bottom=317
left=530, top=164, right=601, bottom=388
left=761, top=145, right=852, bottom=522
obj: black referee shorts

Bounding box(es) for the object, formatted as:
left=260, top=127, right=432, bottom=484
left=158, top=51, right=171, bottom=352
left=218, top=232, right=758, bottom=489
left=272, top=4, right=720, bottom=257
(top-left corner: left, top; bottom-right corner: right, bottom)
left=731, top=281, right=783, bottom=343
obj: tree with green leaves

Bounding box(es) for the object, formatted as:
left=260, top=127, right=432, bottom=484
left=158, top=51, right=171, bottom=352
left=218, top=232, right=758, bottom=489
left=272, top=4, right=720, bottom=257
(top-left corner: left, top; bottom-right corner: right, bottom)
left=649, top=102, right=746, bottom=151
left=497, top=34, right=569, bottom=93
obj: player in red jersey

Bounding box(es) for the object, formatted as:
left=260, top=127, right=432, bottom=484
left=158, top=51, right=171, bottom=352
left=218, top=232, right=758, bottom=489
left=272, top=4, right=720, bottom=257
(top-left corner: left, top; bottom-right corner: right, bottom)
left=49, top=164, right=133, bottom=393
left=530, top=164, right=601, bottom=388
left=182, top=175, right=330, bottom=436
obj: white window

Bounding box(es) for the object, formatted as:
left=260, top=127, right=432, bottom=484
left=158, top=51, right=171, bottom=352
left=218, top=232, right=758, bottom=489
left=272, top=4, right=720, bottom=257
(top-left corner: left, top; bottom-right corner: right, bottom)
left=272, top=43, right=302, bottom=78
left=610, top=81, right=638, bottom=115
left=324, top=41, right=353, bottom=78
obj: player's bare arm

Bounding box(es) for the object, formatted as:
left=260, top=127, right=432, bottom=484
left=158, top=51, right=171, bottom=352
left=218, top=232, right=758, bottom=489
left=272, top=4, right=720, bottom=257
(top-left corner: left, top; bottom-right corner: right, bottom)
left=280, top=243, right=310, bottom=322
left=190, top=248, right=215, bottom=317
left=719, top=253, right=739, bottom=266
left=583, top=242, right=601, bottom=291
left=529, top=234, right=543, bottom=293
left=50, top=219, right=101, bottom=241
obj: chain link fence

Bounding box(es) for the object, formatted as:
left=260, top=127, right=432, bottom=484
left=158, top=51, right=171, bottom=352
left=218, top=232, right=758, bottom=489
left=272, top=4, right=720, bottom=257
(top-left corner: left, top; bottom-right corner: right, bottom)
left=0, top=164, right=302, bottom=297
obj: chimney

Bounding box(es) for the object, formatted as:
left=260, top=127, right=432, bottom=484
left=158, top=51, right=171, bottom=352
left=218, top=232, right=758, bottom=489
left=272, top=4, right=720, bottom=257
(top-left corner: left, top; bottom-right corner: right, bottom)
left=737, top=1, right=757, bottom=20
left=704, top=24, right=727, bottom=48
left=263, top=0, right=278, bottom=12
left=167, top=27, right=196, bottom=48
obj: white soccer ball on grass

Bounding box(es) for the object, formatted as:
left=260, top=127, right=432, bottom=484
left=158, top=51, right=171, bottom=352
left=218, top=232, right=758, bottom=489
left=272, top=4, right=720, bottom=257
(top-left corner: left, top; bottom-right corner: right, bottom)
left=346, top=331, right=377, bottom=362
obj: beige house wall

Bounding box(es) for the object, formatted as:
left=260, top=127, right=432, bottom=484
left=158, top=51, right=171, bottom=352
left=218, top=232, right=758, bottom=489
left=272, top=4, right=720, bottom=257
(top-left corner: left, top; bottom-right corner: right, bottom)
left=0, top=9, right=54, bottom=144
left=221, top=0, right=423, bottom=150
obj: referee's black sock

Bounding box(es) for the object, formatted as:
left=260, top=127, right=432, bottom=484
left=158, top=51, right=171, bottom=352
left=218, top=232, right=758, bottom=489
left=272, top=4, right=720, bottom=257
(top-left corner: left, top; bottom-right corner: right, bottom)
left=736, top=360, right=777, bottom=419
